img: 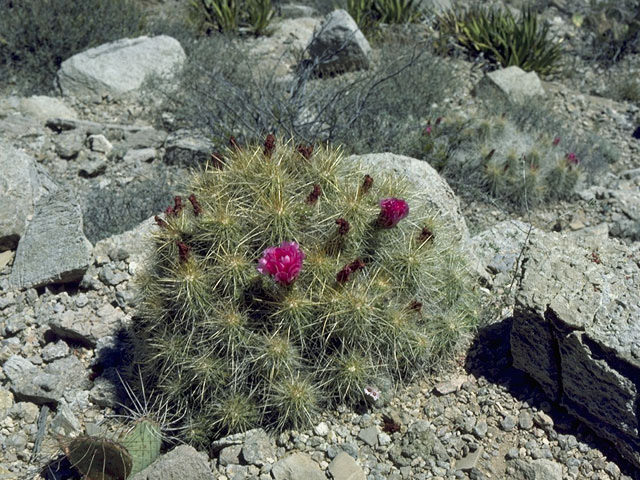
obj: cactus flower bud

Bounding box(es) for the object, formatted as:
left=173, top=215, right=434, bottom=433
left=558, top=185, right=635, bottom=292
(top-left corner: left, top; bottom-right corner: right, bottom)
left=264, top=134, right=276, bottom=157
left=378, top=198, right=409, bottom=228
left=257, top=241, right=305, bottom=286
left=565, top=152, right=579, bottom=166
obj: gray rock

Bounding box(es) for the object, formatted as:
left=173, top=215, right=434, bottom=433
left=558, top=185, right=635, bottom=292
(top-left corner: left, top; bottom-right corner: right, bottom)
left=124, top=148, right=157, bottom=163
left=279, top=3, right=318, bottom=18
left=10, top=189, right=93, bottom=289
left=87, top=134, right=113, bottom=155
left=500, top=415, right=516, bottom=432
left=328, top=451, right=365, bottom=480
left=93, top=216, right=158, bottom=270
left=54, top=129, right=86, bottom=158
left=3, top=355, right=88, bottom=405
left=57, top=35, right=186, bottom=101
left=347, top=153, right=469, bottom=244
left=88, top=376, right=118, bottom=408
left=41, top=340, right=70, bottom=362
left=456, top=446, right=483, bottom=471
left=512, top=230, right=640, bottom=468
left=49, top=303, right=126, bottom=348
left=509, top=458, right=562, bottom=480
left=390, top=420, right=448, bottom=467
left=0, top=113, right=45, bottom=141
left=219, top=444, right=242, bottom=466
left=475, top=66, right=545, bottom=103
left=307, top=9, right=371, bottom=75
left=0, top=142, right=49, bottom=250
left=18, top=96, right=77, bottom=121
left=271, top=452, right=325, bottom=480
left=0, top=388, right=14, bottom=422
left=124, top=128, right=167, bottom=149
left=357, top=425, right=378, bottom=447
left=242, top=429, right=277, bottom=466
left=163, top=129, right=214, bottom=167
left=50, top=404, right=82, bottom=436
left=129, top=445, right=215, bottom=480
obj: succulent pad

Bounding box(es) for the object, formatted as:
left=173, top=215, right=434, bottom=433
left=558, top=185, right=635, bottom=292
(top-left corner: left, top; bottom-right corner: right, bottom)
left=131, top=136, right=477, bottom=447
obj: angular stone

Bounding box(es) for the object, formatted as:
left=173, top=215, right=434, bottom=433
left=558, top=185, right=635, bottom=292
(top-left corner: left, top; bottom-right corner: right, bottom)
left=49, top=304, right=126, bottom=348
left=241, top=429, right=277, bottom=466
left=124, top=148, right=157, bottom=163
left=124, top=128, right=167, bottom=149
left=512, top=230, right=640, bottom=468
left=509, top=458, right=562, bottom=480
left=54, top=129, right=86, bottom=159
left=87, top=134, right=113, bottom=155
left=18, top=96, right=78, bottom=121
left=328, top=451, right=365, bottom=480
left=163, top=129, right=214, bottom=167
left=455, top=446, right=482, bottom=471
left=307, top=9, right=371, bottom=75
left=272, top=452, right=325, bottom=480
left=0, top=387, right=14, bottom=422
left=0, top=142, right=47, bottom=250
left=347, top=153, right=469, bottom=244
left=475, top=66, right=545, bottom=103
left=357, top=426, right=378, bottom=447
left=10, top=189, right=93, bottom=289
left=129, top=445, right=214, bottom=480
left=58, top=35, right=186, bottom=101
left=51, top=404, right=82, bottom=436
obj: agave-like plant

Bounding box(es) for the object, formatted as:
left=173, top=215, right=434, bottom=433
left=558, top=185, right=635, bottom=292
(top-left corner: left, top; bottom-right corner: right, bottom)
left=437, top=5, right=563, bottom=76
left=189, top=0, right=274, bottom=35
left=347, top=0, right=422, bottom=33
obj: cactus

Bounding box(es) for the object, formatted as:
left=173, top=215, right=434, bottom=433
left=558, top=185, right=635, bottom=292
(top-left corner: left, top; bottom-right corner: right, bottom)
left=131, top=136, right=477, bottom=448
left=416, top=113, right=584, bottom=208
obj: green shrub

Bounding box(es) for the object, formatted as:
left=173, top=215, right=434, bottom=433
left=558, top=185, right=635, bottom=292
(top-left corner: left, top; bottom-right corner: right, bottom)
left=0, top=0, right=145, bottom=95
left=130, top=136, right=477, bottom=447
left=436, top=5, right=563, bottom=76
left=151, top=34, right=458, bottom=155
left=576, top=0, right=640, bottom=64
left=411, top=98, right=617, bottom=209
left=189, top=0, right=275, bottom=36
left=347, top=0, right=423, bottom=34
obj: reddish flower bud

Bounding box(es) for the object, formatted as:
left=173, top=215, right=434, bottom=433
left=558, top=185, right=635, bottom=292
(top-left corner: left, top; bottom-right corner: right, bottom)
left=229, top=136, right=241, bottom=150
left=424, top=124, right=432, bottom=135
left=165, top=206, right=174, bottom=216
left=211, top=152, right=225, bottom=169
left=378, top=198, right=409, bottom=228
left=360, top=175, right=373, bottom=195
left=177, top=241, right=190, bottom=263
left=173, top=196, right=183, bottom=215
left=435, top=117, right=442, bottom=125
left=409, top=300, right=422, bottom=312
left=565, top=152, right=579, bottom=166
left=188, top=194, right=202, bottom=216
left=336, top=259, right=364, bottom=284
left=263, top=134, right=276, bottom=158
left=336, top=218, right=350, bottom=236
left=486, top=148, right=495, bottom=160
left=306, top=184, right=322, bottom=205
left=154, top=215, right=168, bottom=229
left=552, top=136, right=561, bottom=146
left=296, top=143, right=314, bottom=160
left=418, top=226, right=433, bottom=243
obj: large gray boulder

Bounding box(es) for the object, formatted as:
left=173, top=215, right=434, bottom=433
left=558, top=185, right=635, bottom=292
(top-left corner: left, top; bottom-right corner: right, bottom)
left=129, top=445, right=215, bottom=480
left=474, top=66, right=545, bottom=103
left=10, top=189, right=93, bottom=289
left=511, top=230, right=640, bottom=468
left=57, top=35, right=186, bottom=101
left=0, top=142, right=57, bottom=251
left=307, top=9, right=371, bottom=75
left=347, top=153, right=469, bottom=244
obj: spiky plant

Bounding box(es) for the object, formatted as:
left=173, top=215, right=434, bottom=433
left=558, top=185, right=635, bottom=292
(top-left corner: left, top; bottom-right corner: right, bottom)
left=131, top=136, right=477, bottom=448
left=189, top=0, right=274, bottom=36
left=415, top=114, right=584, bottom=208
left=436, top=5, right=563, bottom=76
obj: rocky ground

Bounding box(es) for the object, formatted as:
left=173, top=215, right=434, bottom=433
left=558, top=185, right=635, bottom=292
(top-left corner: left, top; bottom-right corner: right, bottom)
left=1, top=1, right=640, bottom=479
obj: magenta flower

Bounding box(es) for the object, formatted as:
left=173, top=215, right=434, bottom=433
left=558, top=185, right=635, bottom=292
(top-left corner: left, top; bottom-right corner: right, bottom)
left=257, top=241, right=305, bottom=286
left=378, top=198, right=409, bottom=228
left=565, top=152, right=579, bottom=166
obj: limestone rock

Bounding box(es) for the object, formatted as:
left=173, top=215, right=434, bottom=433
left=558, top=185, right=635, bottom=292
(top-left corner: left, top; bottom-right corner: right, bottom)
left=475, top=66, right=545, bottom=103
left=129, top=445, right=215, bottom=480
left=307, top=9, right=371, bottom=75
left=163, top=129, right=214, bottom=167
left=10, top=189, right=92, bottom=289
left=328, top=451, right=366, bottom=480
left=57, top=35, right=186, bottom=101
left=271, top=452, right=325, bottom=480
left=18, top=96, right=77, bottom=121
left=512, top=230, right=640, bottom=468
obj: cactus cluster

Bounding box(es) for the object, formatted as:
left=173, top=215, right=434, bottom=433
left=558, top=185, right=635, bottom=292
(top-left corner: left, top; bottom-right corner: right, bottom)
left=131, top=136, right=477, bottom=447
left=417, top=114, right=582, bottom=208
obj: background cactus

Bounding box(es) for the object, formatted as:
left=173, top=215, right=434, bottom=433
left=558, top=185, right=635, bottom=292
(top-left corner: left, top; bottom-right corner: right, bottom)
left=130, top=136, right=477, bottom=448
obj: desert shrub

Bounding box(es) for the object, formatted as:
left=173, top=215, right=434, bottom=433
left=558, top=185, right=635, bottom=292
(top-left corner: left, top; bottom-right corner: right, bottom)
left=152, top=33, right=459, bottom=155
left=188, top=0, right=275, bottom=35
left=82, top=174, right=176, bottom=244
left=436, top=5, right=563, bottom=76
left=347, top=0, right=424, bottom=34
left=130, top=136, right=477, bottom=447
left=574, top=0, right=640, bottom=64
left=0, top=0, right=145, bottom=95
left=410, top=97, right=617, bottom=209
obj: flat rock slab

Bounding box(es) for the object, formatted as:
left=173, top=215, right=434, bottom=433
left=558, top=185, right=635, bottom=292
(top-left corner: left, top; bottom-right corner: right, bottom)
left=10, top=189, right=93, bottom=289
left=272, top=452, right=325, bottom=480
left=475, top=66, right=545, bottom=103
left=512, top=230, right=640, bottom=468
left=57, top=35, right=186, bottom=100
left=129, top=445, right=214, bottom=480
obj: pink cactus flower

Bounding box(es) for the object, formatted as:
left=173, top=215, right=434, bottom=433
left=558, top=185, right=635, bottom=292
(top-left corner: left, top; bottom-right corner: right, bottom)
left=565, top=152, right=579, bottom=166
left=257, top=241, right=305, bottom=286
left=424, top=124, right=432, bottom=135
left=378, top=198, right=409, bottom=228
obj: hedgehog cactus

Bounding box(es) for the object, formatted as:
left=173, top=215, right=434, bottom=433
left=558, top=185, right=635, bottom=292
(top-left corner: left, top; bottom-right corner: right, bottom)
left=418, top=114, right=582, bottom=207
left=132, top=136, right=476, bottom=447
